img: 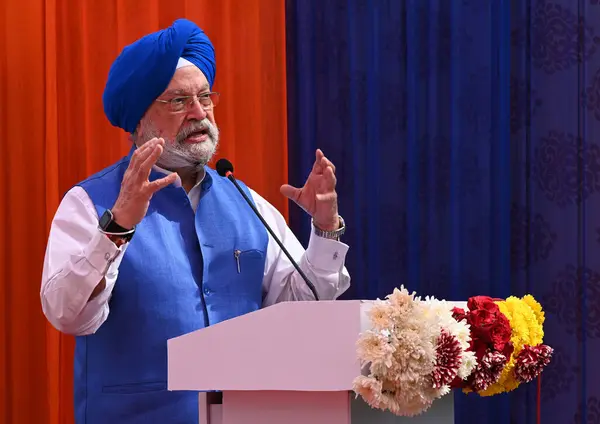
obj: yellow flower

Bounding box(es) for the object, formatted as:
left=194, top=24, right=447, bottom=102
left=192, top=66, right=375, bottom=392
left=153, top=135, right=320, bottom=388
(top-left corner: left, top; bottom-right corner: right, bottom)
left=522, top=294, right=545, bottom=326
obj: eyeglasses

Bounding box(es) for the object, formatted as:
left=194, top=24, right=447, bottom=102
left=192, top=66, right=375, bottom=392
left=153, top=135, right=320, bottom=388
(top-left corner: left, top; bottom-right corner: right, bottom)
left=155, top=92, right=220, bottom=113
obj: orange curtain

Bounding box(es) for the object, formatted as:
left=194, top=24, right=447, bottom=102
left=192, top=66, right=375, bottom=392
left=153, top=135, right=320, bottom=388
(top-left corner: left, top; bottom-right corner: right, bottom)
left=0, top=1, right=289, bottom=422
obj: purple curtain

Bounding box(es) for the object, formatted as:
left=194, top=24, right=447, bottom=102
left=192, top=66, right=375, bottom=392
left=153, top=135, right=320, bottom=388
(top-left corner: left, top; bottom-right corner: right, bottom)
left=285, top=0, right=597, bottom=422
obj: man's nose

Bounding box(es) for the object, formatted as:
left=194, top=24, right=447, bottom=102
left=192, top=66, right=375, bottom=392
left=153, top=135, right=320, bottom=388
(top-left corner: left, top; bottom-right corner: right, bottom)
left=186, top=97, right=208, bottom=121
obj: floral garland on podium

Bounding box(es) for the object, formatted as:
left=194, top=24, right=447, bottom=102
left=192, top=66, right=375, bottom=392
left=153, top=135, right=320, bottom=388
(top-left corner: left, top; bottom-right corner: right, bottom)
left=353, top=287, right=553, bottom=417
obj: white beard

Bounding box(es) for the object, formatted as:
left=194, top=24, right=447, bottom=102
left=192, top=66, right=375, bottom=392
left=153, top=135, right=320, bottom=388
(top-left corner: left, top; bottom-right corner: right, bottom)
left=137, top=118, right=219, bottom=171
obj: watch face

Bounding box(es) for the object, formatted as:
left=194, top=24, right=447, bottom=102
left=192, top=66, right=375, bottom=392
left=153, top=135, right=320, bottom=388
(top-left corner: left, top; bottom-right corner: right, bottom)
left=99, top=209, right=113, bottom=229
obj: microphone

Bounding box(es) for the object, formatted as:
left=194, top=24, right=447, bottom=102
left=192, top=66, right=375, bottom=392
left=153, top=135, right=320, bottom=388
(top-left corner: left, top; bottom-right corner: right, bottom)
left=216, top=158, right=320, bottom=301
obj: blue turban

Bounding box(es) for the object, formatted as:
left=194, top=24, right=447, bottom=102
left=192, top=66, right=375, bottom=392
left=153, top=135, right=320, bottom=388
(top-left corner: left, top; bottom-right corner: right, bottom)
left=102, top=18, right=216, bottom=133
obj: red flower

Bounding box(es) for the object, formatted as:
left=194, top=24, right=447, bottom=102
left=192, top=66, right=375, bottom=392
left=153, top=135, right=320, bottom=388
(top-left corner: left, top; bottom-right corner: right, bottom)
left=501, top=341, right=514, bottom=361
left=469, top=309, right=496, bottom=334
left=472, top=342, right=489, bottom=362
left=464, top=296, right=513, bottom=354
left=432, top=331, right=462, bottom=389
left=451, top=295, right=515, bottom=391
left=471, top=350, right=507, bottom=392
left=451, top=348, right=507, bottom=392
left=489, top=314, right=512, bottom=352
left=514, top=344, right=554, bottom=383
left=467, top=296, right=500, bottom=313
left=449, top=375, right=464, bottom=389
left=452, top=307, right=467, bottom=322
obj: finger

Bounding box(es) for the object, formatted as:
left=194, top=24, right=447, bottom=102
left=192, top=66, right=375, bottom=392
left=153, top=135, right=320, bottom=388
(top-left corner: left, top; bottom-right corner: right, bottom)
left=133, top=138, right=159, bottom=159
left=312, top=149, right=325, bottom=173
left=146, top=172, right=178, bottom=194
left=322, top=166, right=337, bottom=190
left=316, top=149, right=324, bottom=161
left=130, top=139, right=158, bottom=170
left=132, top=138, right=164, bottom=170
left=139, top=144, right=164, bottom=178
left=321, top=156, right=336, bottom=174
left=280, top=184, right=301, bottom=202
left=316, top=192, right=337, bottom=203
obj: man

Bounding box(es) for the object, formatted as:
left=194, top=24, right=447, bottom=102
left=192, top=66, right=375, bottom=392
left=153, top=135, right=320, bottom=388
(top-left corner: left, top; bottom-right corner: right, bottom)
left=40, top=19, right=350, bottom=424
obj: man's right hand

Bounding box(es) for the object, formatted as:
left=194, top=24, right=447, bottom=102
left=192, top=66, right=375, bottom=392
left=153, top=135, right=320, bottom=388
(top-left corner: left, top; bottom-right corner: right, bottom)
left=111, top=138, right=178, bottom=229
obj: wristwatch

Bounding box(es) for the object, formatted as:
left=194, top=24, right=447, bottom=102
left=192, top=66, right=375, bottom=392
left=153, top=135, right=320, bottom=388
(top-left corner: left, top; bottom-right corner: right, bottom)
left=98, top=209, right=135, bottom=242
left=313, top=215, right=346, bottom=241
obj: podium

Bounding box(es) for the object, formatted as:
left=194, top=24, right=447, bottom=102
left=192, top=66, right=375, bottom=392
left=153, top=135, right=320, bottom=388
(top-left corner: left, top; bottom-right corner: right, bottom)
left=167, top=300, right=455, bottom=424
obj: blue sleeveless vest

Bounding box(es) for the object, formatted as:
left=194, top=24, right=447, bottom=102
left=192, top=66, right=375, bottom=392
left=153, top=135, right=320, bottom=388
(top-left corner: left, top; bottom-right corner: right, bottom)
left=73, top=150, right=268, bottom=424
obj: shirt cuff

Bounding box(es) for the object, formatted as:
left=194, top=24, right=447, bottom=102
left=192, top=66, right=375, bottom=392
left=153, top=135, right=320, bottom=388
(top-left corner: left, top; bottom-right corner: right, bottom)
left=83, top=229, right=123, bottom=275
left=305, top=229, right=349, bottom=272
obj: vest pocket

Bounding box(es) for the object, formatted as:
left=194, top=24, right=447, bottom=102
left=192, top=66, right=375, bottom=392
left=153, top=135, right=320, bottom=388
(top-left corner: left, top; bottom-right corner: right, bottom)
left=102, top=381, right=166, bottom=394
left=233, top=249, right=264, bottom=274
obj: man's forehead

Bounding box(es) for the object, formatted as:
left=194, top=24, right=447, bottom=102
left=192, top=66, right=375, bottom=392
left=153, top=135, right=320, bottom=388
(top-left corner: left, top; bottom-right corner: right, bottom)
left=164, top=67, right=209, bottom=94
left=164, top=84, right=209, bottom=95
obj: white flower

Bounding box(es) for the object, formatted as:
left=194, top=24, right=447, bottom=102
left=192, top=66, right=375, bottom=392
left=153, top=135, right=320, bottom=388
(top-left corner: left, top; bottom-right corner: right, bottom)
left=355, top=288, right=478, bottom=417
left=458, top=350, right=477, bottom=379
left=435, top=385, right=451, bottom=397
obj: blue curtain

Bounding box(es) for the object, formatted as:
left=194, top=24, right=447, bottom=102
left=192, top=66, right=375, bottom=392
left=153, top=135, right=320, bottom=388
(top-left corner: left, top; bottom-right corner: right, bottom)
left=285, top=0, right=597, bottom=422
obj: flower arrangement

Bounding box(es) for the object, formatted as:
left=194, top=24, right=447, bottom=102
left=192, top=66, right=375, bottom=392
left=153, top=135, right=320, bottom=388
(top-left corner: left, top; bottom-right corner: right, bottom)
left=451, top=295, right=553, bottom=396
left=353, top=288, right=553, bottom=417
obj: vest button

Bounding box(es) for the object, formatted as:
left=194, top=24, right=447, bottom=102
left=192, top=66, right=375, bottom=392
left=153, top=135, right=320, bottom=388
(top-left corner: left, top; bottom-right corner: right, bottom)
left=203, top=287, right=211, bottom=295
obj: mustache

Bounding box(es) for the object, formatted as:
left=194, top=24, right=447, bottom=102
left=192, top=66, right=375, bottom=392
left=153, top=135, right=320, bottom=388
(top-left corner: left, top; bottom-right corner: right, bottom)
left=175, top=119, right=216, bottom=144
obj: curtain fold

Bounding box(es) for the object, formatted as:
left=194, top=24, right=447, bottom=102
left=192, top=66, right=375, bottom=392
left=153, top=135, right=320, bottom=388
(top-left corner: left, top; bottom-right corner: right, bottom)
left=0, top=1, right=288, bottom=422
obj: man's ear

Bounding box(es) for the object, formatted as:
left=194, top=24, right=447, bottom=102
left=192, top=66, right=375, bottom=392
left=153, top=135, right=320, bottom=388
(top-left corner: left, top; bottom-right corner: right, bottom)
left=129, top=126, right=139, bottom=144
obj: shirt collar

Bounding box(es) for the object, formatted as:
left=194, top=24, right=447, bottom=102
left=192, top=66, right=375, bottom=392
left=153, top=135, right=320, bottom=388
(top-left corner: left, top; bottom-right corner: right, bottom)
left=152, top=165, right=206, bottom=189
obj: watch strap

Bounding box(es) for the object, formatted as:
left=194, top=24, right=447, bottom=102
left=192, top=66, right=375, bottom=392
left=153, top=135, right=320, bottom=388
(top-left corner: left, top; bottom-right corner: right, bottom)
left=98, top=209, right=135, bottom=242
left=313, top=215, right=346, bottom=240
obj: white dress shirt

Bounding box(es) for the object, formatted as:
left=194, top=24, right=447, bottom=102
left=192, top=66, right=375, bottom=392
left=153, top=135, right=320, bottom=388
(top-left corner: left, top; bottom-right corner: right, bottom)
left=40, top=168, right=351, bottom=336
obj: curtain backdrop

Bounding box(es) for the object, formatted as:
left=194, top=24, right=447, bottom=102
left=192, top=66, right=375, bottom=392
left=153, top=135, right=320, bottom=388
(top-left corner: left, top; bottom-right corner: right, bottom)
left=0, top=1, right=288, bottom=422
left=286, top=0, right=597, bottom=423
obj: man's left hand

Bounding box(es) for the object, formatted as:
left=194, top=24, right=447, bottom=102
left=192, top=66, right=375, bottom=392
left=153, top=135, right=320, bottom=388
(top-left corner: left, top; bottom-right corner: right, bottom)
left=280, top=149, right=340, bottom=231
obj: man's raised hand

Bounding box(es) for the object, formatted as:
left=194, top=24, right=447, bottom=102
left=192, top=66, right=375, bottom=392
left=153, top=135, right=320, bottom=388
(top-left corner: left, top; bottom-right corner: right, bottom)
left=111, top=138, right=177, bottom=229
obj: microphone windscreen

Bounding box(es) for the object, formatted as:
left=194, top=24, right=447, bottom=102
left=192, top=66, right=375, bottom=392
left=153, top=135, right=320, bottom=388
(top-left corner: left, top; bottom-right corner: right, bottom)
left=216, top=158, right=234, bottom=177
